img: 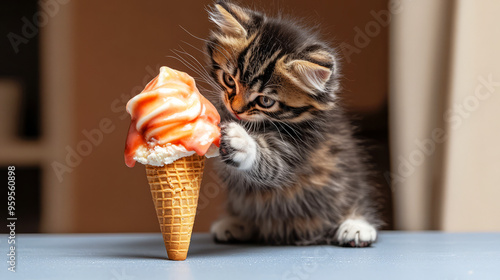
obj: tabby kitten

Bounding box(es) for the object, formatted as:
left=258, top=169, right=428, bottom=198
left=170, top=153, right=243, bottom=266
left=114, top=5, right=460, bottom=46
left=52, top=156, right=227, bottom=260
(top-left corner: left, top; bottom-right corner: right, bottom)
left=206, top=1, right=382, bottom=247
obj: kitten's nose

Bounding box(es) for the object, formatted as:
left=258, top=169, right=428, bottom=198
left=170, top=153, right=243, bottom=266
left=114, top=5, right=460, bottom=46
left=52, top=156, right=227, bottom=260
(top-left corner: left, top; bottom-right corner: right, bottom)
left=231, top=93, right=245, bottom=112
left=230, top=82, right=247, bottom=113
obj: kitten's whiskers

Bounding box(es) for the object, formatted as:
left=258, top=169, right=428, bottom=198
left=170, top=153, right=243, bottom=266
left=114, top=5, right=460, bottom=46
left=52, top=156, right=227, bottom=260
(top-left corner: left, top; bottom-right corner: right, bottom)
left=167, top=49, right=222, bottom=97
left=179, top=25, right=234, bottom=62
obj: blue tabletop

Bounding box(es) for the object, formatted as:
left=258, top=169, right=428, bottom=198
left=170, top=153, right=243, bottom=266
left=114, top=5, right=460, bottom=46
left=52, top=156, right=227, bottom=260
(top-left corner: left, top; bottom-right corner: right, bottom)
left=2, top=232, right=500, bottom=280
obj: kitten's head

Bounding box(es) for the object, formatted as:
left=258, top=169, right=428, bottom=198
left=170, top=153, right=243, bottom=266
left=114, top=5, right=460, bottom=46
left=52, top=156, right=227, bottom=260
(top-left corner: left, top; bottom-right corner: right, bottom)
left=206, top=1, right=340, bottom=123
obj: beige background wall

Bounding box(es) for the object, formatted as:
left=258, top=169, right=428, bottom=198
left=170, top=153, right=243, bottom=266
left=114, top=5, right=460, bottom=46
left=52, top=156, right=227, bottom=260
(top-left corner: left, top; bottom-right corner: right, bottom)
left=389, top=0, right=453, bottom=230
left=389, top=0, right=500, bottom=231
left=42, top=0, right=388, bottom=233
left=440, top=0, right=500, bottom=231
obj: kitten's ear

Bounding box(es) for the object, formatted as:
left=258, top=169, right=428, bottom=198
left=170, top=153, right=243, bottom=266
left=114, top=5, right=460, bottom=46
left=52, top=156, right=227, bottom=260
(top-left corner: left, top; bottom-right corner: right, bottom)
left=288, top=49, right=337, bottom=93
left=288, top=60, right=332, bottom=92
left=209, top=2, right=252, bottom=37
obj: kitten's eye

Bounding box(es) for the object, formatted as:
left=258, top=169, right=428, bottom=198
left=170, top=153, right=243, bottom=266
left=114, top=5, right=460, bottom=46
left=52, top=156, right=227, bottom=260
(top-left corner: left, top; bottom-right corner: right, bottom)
left=256, top=96, right=276, bottom=109
left=223, top=72, right=235, bottom=88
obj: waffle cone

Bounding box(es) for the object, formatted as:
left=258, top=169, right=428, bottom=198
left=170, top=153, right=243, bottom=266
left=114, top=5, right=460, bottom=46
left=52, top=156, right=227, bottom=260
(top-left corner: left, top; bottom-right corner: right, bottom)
left=146, top=154, right=205, bottom=261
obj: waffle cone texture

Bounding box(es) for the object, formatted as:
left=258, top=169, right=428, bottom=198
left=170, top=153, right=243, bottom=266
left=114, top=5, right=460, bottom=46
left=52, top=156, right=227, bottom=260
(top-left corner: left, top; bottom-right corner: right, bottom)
left=146, top=154, right=205, bottom=261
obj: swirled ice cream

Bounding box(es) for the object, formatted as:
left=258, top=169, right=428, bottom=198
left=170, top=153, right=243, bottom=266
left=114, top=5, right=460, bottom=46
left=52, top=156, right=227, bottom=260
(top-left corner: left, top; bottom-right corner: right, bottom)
left=124, top=67, right=220, bottom=167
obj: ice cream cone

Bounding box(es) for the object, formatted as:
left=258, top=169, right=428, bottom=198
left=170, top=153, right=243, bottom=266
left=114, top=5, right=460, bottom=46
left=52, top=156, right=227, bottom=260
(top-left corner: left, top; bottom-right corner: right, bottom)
left=145, top=154, right=205, bottom=261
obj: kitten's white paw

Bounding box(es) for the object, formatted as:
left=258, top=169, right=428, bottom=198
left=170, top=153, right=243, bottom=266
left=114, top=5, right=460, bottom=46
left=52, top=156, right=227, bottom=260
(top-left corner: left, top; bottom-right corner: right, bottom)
left=211, top=216, right=254, bottom=243
left=335, top=218, right=377, bottom=247
left=220, top=122, right=257, bottom=170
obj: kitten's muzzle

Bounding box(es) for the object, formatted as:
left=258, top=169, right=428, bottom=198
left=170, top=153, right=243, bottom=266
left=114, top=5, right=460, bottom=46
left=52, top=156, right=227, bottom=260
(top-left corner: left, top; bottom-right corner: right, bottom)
left=224, top=94, right=244, bottom=120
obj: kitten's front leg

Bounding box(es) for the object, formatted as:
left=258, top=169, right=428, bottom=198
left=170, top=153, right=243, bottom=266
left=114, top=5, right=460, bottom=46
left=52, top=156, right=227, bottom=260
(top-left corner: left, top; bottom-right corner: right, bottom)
left=220, top=121, right=297, bottom=184
left=211, top=216, right=255, bottom=243
left=219, top=122, right=257, bottom=170
left=334, top=217, right=377, bottom=247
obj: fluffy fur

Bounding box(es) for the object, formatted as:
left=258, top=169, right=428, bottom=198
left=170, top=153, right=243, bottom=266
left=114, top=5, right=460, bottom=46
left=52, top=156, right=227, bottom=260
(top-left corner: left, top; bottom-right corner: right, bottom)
left=205, top=1, right=383, bottom=247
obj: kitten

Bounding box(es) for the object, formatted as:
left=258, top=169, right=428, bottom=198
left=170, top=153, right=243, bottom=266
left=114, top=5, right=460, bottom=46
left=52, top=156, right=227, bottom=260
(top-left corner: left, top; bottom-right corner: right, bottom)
left=205, top=1, right=383, bottom=247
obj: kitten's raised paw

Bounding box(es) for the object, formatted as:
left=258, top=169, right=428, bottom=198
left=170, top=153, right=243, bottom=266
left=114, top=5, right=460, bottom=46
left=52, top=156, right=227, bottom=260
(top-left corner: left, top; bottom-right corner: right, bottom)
left=219, top=122, right=257, bottom=170
left=210, top=216, right=254, bottom=243
left=335, top=218, right=377, bottom=247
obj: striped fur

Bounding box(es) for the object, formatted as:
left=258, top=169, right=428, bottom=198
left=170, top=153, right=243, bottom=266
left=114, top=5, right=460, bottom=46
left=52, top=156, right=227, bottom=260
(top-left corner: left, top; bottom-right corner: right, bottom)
left=206, top=1, right=383, bottom=246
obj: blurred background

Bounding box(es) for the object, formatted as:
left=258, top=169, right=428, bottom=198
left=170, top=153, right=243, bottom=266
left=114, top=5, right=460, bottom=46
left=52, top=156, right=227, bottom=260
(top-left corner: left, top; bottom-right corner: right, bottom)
left=1, top=0, right=498, bottom=234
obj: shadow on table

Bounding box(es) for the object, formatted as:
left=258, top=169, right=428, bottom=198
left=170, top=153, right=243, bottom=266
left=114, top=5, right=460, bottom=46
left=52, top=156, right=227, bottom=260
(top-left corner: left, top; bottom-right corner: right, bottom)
left=188, top=235, right=260, bottom=258
left=79, top=234, right=261, bottom=261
